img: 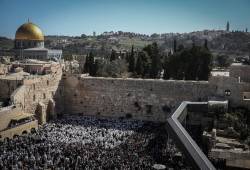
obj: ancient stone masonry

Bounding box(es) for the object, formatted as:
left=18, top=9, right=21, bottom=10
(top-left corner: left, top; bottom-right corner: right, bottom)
left=6, top=66, right=64, bottom=124
left=22, top=68, right=64, bottom=115
left=209, top=76, right=250, bottom=109
left=2, top=63, right=250, bottom=125
left=0, top=107, right=23, bottom=131
left=230, top=64, right=250, bottom=83
left=0, top=78, right=23, bottom=101
left=63, top=75, right=216, bottom=121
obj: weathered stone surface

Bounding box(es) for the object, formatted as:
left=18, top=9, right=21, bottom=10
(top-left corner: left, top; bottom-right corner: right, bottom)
left=2, top=64, right=250, bottom=124
left=36, top=102, right=46, bottom=125
left=63, top=76, right=216, bottom=121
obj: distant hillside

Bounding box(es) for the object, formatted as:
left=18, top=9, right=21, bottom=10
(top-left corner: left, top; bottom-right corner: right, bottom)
left=1, top=30, right=250, bottom=57
left=0, top=37, right=13, bottom=50
left=44, top=31, right=250, bottom=57
left=210, top=32, right=250, bottom=55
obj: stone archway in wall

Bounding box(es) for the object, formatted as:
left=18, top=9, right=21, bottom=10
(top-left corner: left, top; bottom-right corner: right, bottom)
left=47, top=98, right=56, bottom=120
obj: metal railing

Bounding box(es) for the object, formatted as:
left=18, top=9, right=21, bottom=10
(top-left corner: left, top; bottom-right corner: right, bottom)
left=166, top=101, right=216, bottom=170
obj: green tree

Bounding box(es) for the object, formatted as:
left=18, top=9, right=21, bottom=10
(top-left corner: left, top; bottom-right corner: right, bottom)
left=128, top=45, right=135, bottom=72
left=142, top=44, right=154, bottom=78
left=204, top=39, right=208, bottom=50
left=84, top=54, right=89, bottom=73
left=88, top=52, right=96, bottom=76
left=96, top=59, right=127, bottom=78
left=177, top=44, right=185, bottom=52
left=81, top=34, right=87, bottom=39
left=137, top=51, right=151, bottom=78
left=173, top=39, right=177, bottom=53
left=125, top=52, right=130, bottom=63
left=163, top=55, right=170, bottom=79
left=150, top=42, right=162, bottom=78
left=135, top=52, right=144, bottom=76
left=216, top=55, right=230, bottom=68
left=165, top=46, right=212, bottom=80
left=143, top=44, right=152, bottom=58
left=110, top=49, right=116, bottom=61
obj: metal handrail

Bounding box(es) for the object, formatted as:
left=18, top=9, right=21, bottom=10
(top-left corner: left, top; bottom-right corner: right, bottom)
left=166, top=101, right=216, bottom=170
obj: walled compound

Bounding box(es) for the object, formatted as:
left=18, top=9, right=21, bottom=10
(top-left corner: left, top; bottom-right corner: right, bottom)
left=0, top=62, right=250, bottom=140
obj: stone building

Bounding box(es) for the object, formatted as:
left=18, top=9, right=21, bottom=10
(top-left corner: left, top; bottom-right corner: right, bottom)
left=0, top=63, right=63, bottom=140
left=12, top=59, right=61, bottom=75
left=14, top=21, right=62, bottom=61
left=229, top=63, right=250, bottom=83
left=0, top=106, right=38, bottom=140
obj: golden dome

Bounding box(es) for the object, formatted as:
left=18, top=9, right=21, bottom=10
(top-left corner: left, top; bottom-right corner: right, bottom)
left=15, top=22, right=44, bottom=41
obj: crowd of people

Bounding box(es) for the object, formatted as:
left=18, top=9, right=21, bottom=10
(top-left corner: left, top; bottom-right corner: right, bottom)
left=0, top=115, right=190, bottom=169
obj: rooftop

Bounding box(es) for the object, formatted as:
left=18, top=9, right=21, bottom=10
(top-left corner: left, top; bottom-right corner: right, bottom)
left=0, top=71, right=29, bottom=80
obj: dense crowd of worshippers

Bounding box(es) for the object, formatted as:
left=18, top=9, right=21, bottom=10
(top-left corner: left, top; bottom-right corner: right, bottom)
left=0, top=115, right=191, bottom=169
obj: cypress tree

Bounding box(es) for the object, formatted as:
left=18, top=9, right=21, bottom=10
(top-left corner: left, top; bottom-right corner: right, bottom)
left=150, top=42, right=162, bottom=78
left=110, top=49, right=116, bottom=61
left=140, top=50, right=151, bottom=78
left=177, top=44, right=184, bottom=52
left=88, top=51, right=95, bottom=76
left=226, top=21, right=230, bottom=31
left=128, top=45, right=135, bottom=72
left=135, top=52, right=143, bottom=76
left=163, top=55, right=170, bottom=79
left=204, top=39, right=208, bottom=50
left=166, top=46, right=212, bottom=80
left=83, top=54, right=89, bottom=73
left=125, top=52, right=129, bottom=63
left=173, top=39, right=177, bottom=53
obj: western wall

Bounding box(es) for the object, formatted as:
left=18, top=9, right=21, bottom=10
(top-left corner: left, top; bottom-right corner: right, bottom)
left=1, top=64, right=250, bottom=126
left=63, top=75, right=216, bottom=121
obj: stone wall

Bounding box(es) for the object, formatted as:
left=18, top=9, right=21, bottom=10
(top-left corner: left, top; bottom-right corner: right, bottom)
left=3, top=66, right=250, bottom=123
left=0, top=78, right=23, bottom=101
left=209, top=76, right=250, bottom=109
left=63, top=75, right=216, bottom=121
left=21, top=68, right=64, bottom=117
left=230, top=64, right=250, bottom=83
left=0, top=120, right=38, bottom=140
left=8, top=66, right=63, bottom=123
left=0, top=106, right=22, bottom=130
left=0, top=64, right=10, bottom=75
left=10, top=85, right=26, bottom=108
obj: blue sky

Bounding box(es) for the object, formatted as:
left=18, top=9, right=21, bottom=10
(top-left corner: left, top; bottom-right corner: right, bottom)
left=0, top=0, right=250, bottom=38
